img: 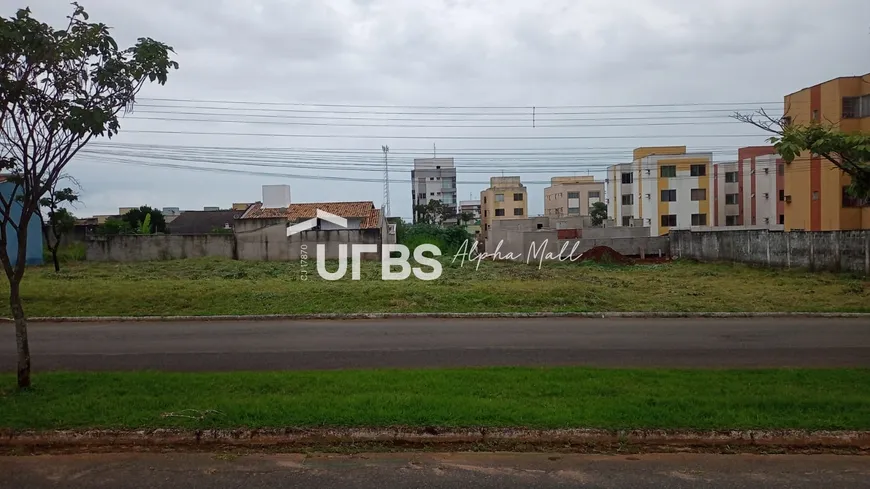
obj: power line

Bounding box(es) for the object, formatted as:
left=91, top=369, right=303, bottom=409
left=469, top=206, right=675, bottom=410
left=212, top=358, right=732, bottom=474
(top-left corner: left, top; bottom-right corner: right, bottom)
left=137, top=97, right=781, bottom=110
left=121, top=114, right=749, bottom=129
left=130, top=102, right=781, bottom=117
left=115, top=129, right=771, bottom=140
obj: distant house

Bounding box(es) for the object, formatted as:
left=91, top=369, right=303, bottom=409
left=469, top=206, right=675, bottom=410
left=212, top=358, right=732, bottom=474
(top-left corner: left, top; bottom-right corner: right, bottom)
left=234, top=185, right=393, bottom=261
left=0, top=177, right=43, bottom=266
left=167, top=209, right=244, bottom=235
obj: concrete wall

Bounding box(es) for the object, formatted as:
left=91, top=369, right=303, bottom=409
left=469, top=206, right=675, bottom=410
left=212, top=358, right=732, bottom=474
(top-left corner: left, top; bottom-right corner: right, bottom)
left=234, top=218, right=384, bottom=261
left=86, top=234, right=235, bottom=262
left=670, top=229, right=870, bottom=275
left=486, top=228, right=669, bottom=262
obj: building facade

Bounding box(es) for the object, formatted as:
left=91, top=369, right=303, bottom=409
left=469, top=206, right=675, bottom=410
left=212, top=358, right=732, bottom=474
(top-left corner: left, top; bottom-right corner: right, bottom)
left=607, top=146, right=713, bottom=236
left=712, top=146, right=785, bottom=229
left=411, top=158, right=457, bottom=223
left=781, top=73, right=870, bottom=231
left=459, top=199, right=481, bottom=236
left=0, top=178, right=43, bottom=266
left=480, top=176, right=528, bottom=240
left=543, top=176, right=605, bottom=218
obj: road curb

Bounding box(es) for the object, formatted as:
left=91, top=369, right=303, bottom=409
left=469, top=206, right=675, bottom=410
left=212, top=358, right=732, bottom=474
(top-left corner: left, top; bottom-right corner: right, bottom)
left=2, top=428, right=868, bottom=454
left=3, top=311, right=870, bottom=322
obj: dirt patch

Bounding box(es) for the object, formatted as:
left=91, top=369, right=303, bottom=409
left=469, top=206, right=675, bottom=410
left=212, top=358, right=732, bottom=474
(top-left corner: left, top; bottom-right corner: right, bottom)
left=576, top=246, right=634, bottom=265
left=1, top=428, right=868, bottom=456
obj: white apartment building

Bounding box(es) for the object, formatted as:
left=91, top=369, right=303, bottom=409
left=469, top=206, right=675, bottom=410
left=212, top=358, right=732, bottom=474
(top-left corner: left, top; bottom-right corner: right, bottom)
left=607, top=146, right=714, bottom=236
left=411, top=157, right=457, bottom=223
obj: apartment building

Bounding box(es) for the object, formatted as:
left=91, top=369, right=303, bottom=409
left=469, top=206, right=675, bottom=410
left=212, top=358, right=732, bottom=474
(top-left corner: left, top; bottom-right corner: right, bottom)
left=480, top=176, right=528, bottom=240
left=459, top=199, right=482, bottom=236
left=781, top=73, right=870, bottom=231
left=411, top=157, right=458, bottom=223
left=606, top=146, right=713, bottom=236
left=712, top=146, right=785, bottom=229
left=543, top=176, right=605, bottom=217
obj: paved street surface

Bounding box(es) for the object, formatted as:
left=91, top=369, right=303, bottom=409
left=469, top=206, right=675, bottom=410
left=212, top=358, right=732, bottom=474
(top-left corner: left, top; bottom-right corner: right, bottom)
left=1, top=317, right=868, bottom=371
left=1, top=452, right=868, bottom=488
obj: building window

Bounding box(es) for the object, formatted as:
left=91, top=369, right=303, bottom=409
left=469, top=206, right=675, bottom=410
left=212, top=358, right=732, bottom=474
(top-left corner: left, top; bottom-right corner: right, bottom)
left=660, top=214, right=677, bottom=227
left=779, top=214, right=784, bottom=225
left=483, top=196, right=487, bottom=204
left=842, top=186, right=870, bottom=207
left=811, top=109, right=819, bottom=121
left=567, top=191, right=579, bottom=199
left=725, top=171, right=738, bottom=183
left=495, top=194, right=504, bottom=202
left=588, top=191, right=600, bottom=198
left=513, top=193, right=523, bottom=201
left=660, top=165, right=676, bottom=178
left=779, top=190, right=785, bottom=201
left=495, top=209, right=505, bottom=217
left=567, top=207, right=580, bottom=215
left=812, top=191, right=819, bottom=201
left=621, top=172, right=633, bottom=184
left=725, top=193, right=738, bottom=205
left=725, top=215, right=739, bottom=226
left=690, top=188, right=706, bottom=201
left=622, top=216, right=632, bottom=226
left=843, top=97, right=860, bottom=118
left=660, top=189, right=677, bottom=202
left=778, top=164, right=784, bottom=176
left=621, top=194, right=634, bottom=205
left=484, top=210, right=488, bottom=217
left=690, top=164, right=706, bottom=176
left=691, top=213, right=707, bottom=226
left=513, top=208, right=524, bottom=216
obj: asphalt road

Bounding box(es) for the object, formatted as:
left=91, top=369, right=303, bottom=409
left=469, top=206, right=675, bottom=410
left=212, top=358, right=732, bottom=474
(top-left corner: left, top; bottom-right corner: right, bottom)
left=2, top=452, right=869, bottom=488
left=1, top=317, right=868, bottom=371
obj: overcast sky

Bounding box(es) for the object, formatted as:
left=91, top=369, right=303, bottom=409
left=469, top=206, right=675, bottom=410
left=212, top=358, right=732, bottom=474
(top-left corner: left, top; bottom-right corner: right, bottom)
left=6, top=0, right=869, bottom=218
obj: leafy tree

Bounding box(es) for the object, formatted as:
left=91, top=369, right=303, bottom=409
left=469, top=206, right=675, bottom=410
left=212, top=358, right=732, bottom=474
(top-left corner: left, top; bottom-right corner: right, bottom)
left=36, top=175, right=80, bottom=272
left=459, top=211, right=475, bottom=227
left=122, top=206, right=166, bottom=234
left=97, top=217, right=133, bottom=236
left=0, top=4, right=177, bottom=388
left=734, top=112, right=870, bottom=198
left=414, top=200, right=457, bottom=225
left=137, top=213, right=152, bottom=235
left=771, top=123, right=870, bottom=198
left=590, top=201, right=607, bottom=227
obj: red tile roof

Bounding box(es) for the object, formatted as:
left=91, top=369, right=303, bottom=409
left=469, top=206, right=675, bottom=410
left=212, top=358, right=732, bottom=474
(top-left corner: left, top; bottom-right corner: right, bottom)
left=241, top=201, right=381, bottom=229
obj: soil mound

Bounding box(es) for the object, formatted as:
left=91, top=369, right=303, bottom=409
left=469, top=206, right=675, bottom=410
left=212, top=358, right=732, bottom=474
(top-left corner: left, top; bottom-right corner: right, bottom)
left=577, top=246, right=633, bottom=264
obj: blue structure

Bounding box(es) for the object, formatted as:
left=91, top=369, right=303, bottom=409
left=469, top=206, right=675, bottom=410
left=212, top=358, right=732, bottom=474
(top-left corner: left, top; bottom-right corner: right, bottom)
left=0, top=179, right=43, bottom=266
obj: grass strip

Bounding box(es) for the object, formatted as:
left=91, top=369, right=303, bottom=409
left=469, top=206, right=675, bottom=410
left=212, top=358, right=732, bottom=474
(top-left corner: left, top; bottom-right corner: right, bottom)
left=1, top=368, right=869, bottom=431
left=2, top=259, right=869, bottom=316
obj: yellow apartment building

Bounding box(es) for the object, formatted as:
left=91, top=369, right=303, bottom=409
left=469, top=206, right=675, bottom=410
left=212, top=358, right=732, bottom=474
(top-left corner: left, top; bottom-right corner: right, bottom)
left=782, top=73, right=870, bottom=231
left=480, top=176, right=528, bottom=240
left=543, top=176, right=605, bottom=217
left=607, top=146, right=713, bottom=235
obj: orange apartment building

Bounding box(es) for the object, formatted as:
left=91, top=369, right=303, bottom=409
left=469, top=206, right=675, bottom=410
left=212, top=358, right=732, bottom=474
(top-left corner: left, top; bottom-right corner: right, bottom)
left=782, top=74, right=870, bottom=231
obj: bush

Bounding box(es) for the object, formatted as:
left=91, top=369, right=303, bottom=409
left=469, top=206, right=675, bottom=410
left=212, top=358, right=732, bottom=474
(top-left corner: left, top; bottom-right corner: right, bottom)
left=43, top=242, right=86, bottom=263
left=397, top=223, right=473, bottom=256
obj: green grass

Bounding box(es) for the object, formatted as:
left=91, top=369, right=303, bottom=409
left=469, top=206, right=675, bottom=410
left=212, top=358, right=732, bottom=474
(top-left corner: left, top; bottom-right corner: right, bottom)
left=1, top=369, right=868, bottom=431
left=1, top=258, right=867, bottom=316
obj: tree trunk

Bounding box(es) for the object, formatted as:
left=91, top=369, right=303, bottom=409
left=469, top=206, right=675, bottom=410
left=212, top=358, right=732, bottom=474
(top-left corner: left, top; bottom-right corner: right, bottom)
left=9, top=280, right=31, bottom=389
left=50, top=246, right=60, bottom=272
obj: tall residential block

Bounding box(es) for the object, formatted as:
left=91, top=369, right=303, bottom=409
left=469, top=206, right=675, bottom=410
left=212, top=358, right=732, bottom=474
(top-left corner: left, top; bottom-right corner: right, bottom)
left=411, top=157, right=457, bottom=223
left=480, top=176, right=528, bottom=240
left=606, top=146, right=713, bottom=235
left=781, top=73, right=870, bottom=231
left=712, top=146, right=785, bottom=229
left=544, top=176, right=605, bottom=217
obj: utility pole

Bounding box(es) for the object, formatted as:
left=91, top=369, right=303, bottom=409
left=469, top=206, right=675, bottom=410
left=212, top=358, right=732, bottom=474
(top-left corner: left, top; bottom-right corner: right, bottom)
left=382, top=145, right=391, bottom=218
left=433, top=143, right=436, bottom=157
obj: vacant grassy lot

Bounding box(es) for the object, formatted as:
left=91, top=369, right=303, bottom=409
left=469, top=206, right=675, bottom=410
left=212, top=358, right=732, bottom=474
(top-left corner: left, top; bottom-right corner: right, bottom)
left=1, top=368, right=868, bottom=430
left=0, top=258, right=867, bottom=317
